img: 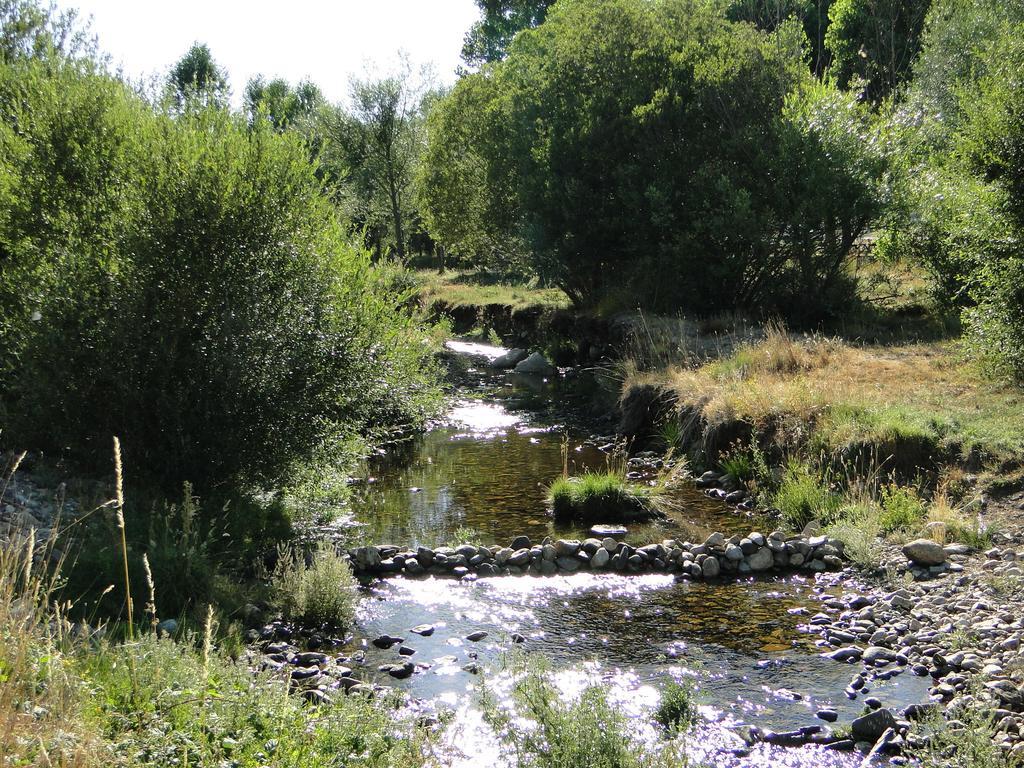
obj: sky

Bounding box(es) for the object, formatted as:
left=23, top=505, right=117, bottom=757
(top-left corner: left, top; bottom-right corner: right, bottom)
left=58, top=0, right=481, bottom=104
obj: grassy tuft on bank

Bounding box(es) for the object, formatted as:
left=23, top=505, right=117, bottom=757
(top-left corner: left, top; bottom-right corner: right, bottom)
left=549, top=472, right=664, bottom=524
left=415, top=269, right=571, bottom=314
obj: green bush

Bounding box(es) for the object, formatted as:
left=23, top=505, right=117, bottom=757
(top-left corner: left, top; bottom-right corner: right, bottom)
left=484, top=656, right=648, bottom=768
left=549, top=472, right=662, bottom=524
left=878, top=484, right=926, bottom=534
left=1, top=54, right=441, bottom=496
left=654, top=680, right=696, bottom=734
left=422, top=0, right=886, bottom=319
left=272, top=545, right=358, bottom=629
left=774, top=462, right=843, bottom=530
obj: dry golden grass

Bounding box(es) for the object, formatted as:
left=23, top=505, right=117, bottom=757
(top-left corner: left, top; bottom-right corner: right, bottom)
left=632, top=326, right=1024, bottom=462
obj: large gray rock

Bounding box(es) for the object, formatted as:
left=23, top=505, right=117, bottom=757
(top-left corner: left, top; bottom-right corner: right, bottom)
left=851, top=708, right=897, bottom=743
left=903, top=539, right=947, bottom=566
left=514, top=352, right=555, bottom=376
left=489, top=348, right=528, bottom=369
left=591, top=547, right=610, bottom=568
left=701, top=555, right=720, bottom=578
left=747, top=547, right=774, bottom=571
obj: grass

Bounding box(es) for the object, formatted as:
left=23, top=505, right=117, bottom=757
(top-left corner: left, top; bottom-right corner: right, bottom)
left=0, top=492, right=432, bottom=768
left=774, top=461, right=843, bottom=530
left=414, top=269, right=571, bottom=314
left=630, top=323, right=1024, bottom=481
left=549, top=472, right=664, bottom=524
left=654, top=680, right=697, bottom=735
left=483, top=655, right=691, bottom=768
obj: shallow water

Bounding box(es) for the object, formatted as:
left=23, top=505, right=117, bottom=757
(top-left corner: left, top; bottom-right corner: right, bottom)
left=346, top=341, right=930, bottom=766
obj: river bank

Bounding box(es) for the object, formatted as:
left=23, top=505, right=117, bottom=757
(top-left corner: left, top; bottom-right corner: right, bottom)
left=4, top=336, right=1023, bottom=767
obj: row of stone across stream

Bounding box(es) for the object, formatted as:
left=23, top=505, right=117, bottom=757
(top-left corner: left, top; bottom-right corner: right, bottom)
left=348, top=530, right=846, bottom=579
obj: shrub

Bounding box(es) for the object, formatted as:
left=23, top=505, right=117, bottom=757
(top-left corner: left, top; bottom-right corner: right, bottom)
left=878, top=484, right=926, bottom=534
left=654, top=680, right=696, bottom=734
left=2, top=60, right=441, bottom=495
left=422, top=0, right=886, bottom=319
left=774, top=462, right=843, bottom=530
left=272, top=545, right=357, bottom=629
left=549, top=472, right=663, bottom=524
left=825, top=504, right=885, bottom=570
left=484, top=656, right=648, bottom=768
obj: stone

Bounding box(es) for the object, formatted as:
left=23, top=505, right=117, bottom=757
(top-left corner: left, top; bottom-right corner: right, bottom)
left=466, top=630, right=488, bottom=642
left=862, top=646, right=897, bottom=665
left=510, top=535, right=531, bottom=550
left=508, top=548, right=531, bottom=567
left=590, top=525, right=627, bottom=537
left=410, top=624, right=435, bottom=636
left=156, top=619, right=179, bottom=637
left=747, top=547, right=774, bottom=571
left=557, top=556, right=581, bottom=572
left=816, top=709, right=839, bottom=722
left=554, top=539, right=580, bottom=557
left=379, top=661, right=415, bottom=679
left=828, top=647, right=862, bottom=662
left=903, top=539, right=947, bottom=567
left=489, top=348, right=528, bottom=369
left=702, top=556, right=720, bottom=578
left=851, top=708, right=897, bottom=743
left=371, top=634, right=404, bottom=649
left=514, top=352, right=555, bottom=376
left=591, top=548, right=610, bottom=568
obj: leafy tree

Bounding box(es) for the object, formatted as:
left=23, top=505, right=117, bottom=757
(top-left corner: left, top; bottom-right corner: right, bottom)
left=825, top=0, right=931, bottom=101
left=461, top=0, right=554, bottom=66
left=313, top=62, right=431, bottom=260
left=425, top=0, right=886, bottom=317
left=168, top=42, right=228, bottom=109
left=727, top=0, right=833, bottom=75
left=0, top=0, right=88, bottom=62
left=244, top=75, right=323, bottom=131
left=1, top=56, right=440, bottom=494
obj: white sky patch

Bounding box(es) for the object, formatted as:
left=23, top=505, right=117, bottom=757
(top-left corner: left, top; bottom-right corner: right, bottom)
left=60, top=0, right=480, bottom=104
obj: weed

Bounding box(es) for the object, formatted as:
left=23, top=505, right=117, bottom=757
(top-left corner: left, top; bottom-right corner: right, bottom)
left=654, top=680, right=696, bottom=734
left=879, top=484, right=927, bottom=534
left=774, top=462, right=843, bottom=530
left=272, top=544, right=357, bottom=629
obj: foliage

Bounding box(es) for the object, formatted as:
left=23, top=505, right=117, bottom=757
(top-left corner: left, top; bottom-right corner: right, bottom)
left=549, top=472, right=662, bottom=524
left=311, top=60, right=433, bottom=261
left=1, top=52, right=442, bottom=497
left=878, top=483, right=926, bottom=533
left=167, top=41, right=228, bottom=109
left=825, top=0, right=931, bottom=101
left=244, top=75, right=323, bottom=131
left=461, top=0, right=554, bottom=66
left=774, top=461, right=843, bottom=529
left=654, top=680, right=696, bottom=734
left=427, top=0, right=887, bottom=319
left=726, top=0, right=834, bottom=75
left=484, top=656, right=651, bottom=768
left=272, top=545, right=357, bottom=629
left=824, top=503, right=884, bottom=569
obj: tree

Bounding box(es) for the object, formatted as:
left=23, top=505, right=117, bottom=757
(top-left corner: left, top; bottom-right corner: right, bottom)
left=315, top=61, right=431, bottom=261
left=168, top=42, right=228, bottom=109
left=423, top=0, right=886, bottom=317
left=461, top=0, right=555, bottom=67
left=825, top=0, right=931, bottom=101
left=727, top=0, right=834, bottom=76
left=244, top=76, right=323, bottom=131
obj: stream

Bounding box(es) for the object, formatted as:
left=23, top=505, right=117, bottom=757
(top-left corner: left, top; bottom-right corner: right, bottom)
left=344, top=340, right=931, bottom=766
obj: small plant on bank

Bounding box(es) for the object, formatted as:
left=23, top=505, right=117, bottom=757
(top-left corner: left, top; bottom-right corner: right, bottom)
left=548, top=472, right=664, bottom=524
left=272, top=544, right=357, bottom=629
left=879, top=484, right=927, bottom=534
left=774, top=461, right=843, bottom=530
left=654, top=679, right=697, bottom=734
left=484, top=655, right=651, bottom=768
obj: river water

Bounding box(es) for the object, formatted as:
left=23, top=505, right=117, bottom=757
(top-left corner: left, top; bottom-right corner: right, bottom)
left=345, top=340, right=930, bottom=766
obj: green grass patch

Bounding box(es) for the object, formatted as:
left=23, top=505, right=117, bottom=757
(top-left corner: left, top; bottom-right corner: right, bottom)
left=774, top=462, right=843, bottom=530
left=415, top=269, right=571, bottom=313
left=549, top=472, right=664, bottom=524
